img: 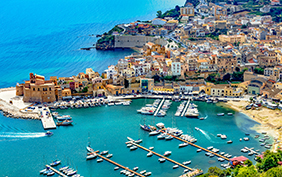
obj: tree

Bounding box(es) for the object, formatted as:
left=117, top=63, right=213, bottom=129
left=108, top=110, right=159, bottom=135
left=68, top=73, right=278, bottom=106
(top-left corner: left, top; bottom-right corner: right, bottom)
left=237, top=166, right=259, bottom=177
left=175, top=5, right=180, bottom=12
left=263, top=166, right=282, bottom=177
left=156, top=10, right=162, bottom=18
left=244, top=159, right=253, bottom=167
left=250, top=97, right=253, bottom=102
left=223, top=73, right=231, bottom=81
left=82, top=86, right=88, bottom=93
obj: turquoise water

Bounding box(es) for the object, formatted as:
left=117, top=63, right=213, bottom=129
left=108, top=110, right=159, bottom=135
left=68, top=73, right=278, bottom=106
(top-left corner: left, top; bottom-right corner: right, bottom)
left=0, top=99, right=269, bottom=177
left=0, top=0, right=185, bottom=88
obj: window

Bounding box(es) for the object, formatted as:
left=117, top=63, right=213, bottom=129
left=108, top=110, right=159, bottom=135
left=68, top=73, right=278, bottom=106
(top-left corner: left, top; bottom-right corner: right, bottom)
left=33, top=88, right=35, bottom=91
left=38, top=88, right=40, bottom=91
left=49, top=88, right=51, bottom=91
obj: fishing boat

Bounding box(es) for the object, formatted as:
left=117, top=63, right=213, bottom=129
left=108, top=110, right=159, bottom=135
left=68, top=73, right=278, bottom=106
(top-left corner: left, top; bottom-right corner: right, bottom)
left=45, top=131, right=53, bottom=136
left=56, top=120, right=73, bottom=126
left=86, top=154, right=97, bottom=160
left=50, top=160, right=61, bottom=166
left=217, top=113, right=224, bottom=116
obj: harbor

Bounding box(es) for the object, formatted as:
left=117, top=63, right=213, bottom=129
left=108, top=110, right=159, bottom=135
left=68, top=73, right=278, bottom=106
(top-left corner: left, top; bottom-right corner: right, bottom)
left=44, top=165, right=67, bottom=177
left=40, top=108, right=56, bottom=130
left=0, top=98, right=270, bottom=177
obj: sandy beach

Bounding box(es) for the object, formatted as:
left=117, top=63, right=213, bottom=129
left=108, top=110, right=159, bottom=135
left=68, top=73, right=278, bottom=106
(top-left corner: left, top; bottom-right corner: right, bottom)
left=223, top=100, right=282, bottom=151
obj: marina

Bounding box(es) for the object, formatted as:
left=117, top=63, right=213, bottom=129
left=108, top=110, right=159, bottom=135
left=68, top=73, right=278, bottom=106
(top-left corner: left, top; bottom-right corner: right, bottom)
left=40, top=108, right=56, bottom=130
left=153, top=98, right=165, bottom=116
left=181, top=98, right=190, bottom=117
left=45, top=165, right=67, bottom=177
left=126, top=140, right=198, bottom=173
left=88, top=150, right=145, bottom=177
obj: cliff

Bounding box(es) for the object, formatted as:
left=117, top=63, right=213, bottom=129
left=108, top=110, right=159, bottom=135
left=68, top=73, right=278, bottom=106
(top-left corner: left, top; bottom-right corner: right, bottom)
left=96, top=35, right=115, bottom=50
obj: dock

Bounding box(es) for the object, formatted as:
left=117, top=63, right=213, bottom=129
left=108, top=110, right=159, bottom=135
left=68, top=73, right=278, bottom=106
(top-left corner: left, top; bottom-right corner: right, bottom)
left=154, top=98, right=165, bottom=116
left=128, top=141, right=194, bottom=171
left=45, top=165, right=67, bottom=177
left=181, top=98, right=190, bottom=117
left=41, top=108, right=56, bottom=130
left=160, top=129, right=230, bottom=161
left=90, top=151, right=145, bottom=177
left=244, top=147, right=259, bottom=155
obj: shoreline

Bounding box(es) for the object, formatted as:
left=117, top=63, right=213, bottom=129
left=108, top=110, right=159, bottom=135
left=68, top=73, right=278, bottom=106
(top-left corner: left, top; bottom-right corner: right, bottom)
left=222, top=100, right=282, bottom=151
left=0, top=87, right=40, bottom=120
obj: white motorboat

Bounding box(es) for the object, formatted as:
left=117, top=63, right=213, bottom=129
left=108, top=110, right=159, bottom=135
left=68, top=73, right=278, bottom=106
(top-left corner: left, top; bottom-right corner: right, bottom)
left=244, top=137, right=249, bottom=141
left=130, top=146, right=138, bottom=150
left=140, top=170, right=146, bottom=174
left=183, top=169, right=189, bottom=173
left=147, top=152, right=153, bottom=157
left=40, top=169, right=47, bottom=174
left=241, top=149, right=248, bottom=153
left=97, top=159, right=103, bottom=162
left=149, top=147, right=154, bottom=150
left=207, top=146, right=213, bottom=150
left=165, top=135, right=173, bottom=140
left=221, top=135, right=227, bottom=139
left=183, top=161, right=191, bottom=165
left=100, top=150, right=109, bottom=155
left=197, top=149, right=202, bottom=152
left=164, top=151, right=171, bottom=156
left=127, top=137, right=134, bottom=141
left=114, top=167, right=120, bottom=170
left=157, top=133, right=167, bottom=139
left=195, top=127, right=200, bottom=131
left=158, top=158, right=166, bottom=163
left=156, top=122, right=165, bottom=129
left=218, top=158, right=225, bottom=162
left=149, top=131, right=160, bottom=136
left=133, top=167, right=139, bottom=171
left=106, top=154, right=113, bottom=158
left=135, top=139, right=142, bottom=144
left=145, top=172, right=152, bottom=176
left=173, top=165, right=179, bottom=169
left=127, top=144, right=133, bottom=147
left=179, top=143, right=189, bottom=148
left=86, top=154, right=97, bottom=160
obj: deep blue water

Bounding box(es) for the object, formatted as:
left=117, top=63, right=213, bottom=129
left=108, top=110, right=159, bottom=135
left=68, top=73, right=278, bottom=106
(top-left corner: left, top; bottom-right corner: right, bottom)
left=0, top=0, right=185, bottom=88
left=0, top=100, right=270, bottom=177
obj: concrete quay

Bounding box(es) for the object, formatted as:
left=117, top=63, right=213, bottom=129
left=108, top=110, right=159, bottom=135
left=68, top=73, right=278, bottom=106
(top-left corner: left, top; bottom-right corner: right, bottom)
left=41, top=108, right=56, bottom=130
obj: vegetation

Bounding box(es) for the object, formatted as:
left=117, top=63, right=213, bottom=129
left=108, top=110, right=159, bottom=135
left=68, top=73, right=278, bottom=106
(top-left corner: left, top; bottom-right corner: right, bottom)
left=82, top=86, right=88, bottom=93
left=254, top=67, right=264, bottom=75
left=97, top=35, right=114, bottom=44
left=200, top=150, right=282, bottom=177
left=156, top=6, right=180, bottom=19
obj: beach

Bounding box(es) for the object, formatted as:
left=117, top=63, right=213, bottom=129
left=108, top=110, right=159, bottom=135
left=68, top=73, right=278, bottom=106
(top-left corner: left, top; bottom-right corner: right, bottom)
left=224, top=100, right=282, bottom=151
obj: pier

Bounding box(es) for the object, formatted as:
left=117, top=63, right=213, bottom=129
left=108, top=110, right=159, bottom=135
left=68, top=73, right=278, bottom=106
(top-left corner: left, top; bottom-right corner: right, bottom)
left=160, top=129, right=230, bottom=161
left=244, top=147, right=259, bottom=155
left=45, top=165, right=67, bottom=177
left=90, top=151, right=145, bottom=177
left=181, top=98, right=190, bottom=117
left=41, top=108, right=56, bottom=130
left=128, top=141, right=194, bottom=171
left=154, top=98, right=165, bottom=116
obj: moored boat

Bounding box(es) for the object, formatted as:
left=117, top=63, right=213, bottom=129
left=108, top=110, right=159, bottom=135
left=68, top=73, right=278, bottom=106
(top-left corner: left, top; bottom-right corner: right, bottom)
left=56, top=120, right=73, bottom=126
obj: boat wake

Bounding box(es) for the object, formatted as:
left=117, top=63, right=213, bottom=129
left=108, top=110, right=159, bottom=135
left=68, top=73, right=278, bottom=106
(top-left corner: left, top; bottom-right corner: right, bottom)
left=0, top=132, right=46, bottom=139
left=197, top=128, right=223, bottom=144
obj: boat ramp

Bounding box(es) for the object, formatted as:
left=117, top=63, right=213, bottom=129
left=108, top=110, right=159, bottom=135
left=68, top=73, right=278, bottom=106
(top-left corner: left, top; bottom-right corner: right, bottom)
left=89, top=150, right=145, bottom=177
left=45, top=165, right=67, bottom=177
left=41, top=108, right=56, bottom=130
left=127, top=140, right=194, bottom=172
left=154, top=98, right=165, bottom=116
left=160, top=129, right=230, bottom=161
left=181, top=98, right=190, bottom=117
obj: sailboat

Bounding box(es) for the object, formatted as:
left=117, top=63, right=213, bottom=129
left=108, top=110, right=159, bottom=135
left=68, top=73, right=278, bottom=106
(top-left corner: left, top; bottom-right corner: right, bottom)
left=86, top=133, right=94, bottom=152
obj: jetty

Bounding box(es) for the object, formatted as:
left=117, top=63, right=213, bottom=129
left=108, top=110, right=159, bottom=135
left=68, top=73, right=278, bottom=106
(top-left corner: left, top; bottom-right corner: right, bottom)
left=90, top=150, right=145, bottom=177
left=244, top=147, right=259, bottom=155
left=45, top=165, right=67, bottom=177
left=127, top=141, right=194, bottom=171
left=41, top=108, right=56, bottom=130
left=160, top=129, right=230, bottom=161
left=154, top=98, right=165, bottom=116
left=181, top=98, right=190, bottom=117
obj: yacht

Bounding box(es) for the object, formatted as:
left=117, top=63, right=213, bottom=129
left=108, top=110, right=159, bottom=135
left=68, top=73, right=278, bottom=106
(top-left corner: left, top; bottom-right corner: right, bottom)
left=106, top=154, right=113, bottom=158
left=133, top=167, right=139, bottom=171
left=173, top=165, right=179, bottom=169
left=197, top=149, right=202, bottom=152
left=183, top=161, right=191, bottom=165
left=179, top=143, right=189, bottom=148
left=149, top=147, right=154, bottom=150
left=140, top=170, right=146, bottom=174
left=157, top=133, right=167, bottom=139
left=100, top=150, right=109, bottom=155
left=97, top=159, right=103, bottom=162
left=86, top=154, right=97, bottom=160
left=145, top=172, right=152, bottom=176
left=165, top=135, right=173, bottom=140
left=149, top=131, right=160, bottom=136
left=50, top=160, right=61, bottom=166
left=164, top=151, right=171, bottom=156
left=158, top=158, right=166, bottom=163
left=221, top=135, right=227, bottom=139
left=114, top=167, right=120, bottom=170
left=130, top=146, right=137, bottom=150
left=227, top=140, right=233, bottom=144
left=207, top=146, right=213, bottom=150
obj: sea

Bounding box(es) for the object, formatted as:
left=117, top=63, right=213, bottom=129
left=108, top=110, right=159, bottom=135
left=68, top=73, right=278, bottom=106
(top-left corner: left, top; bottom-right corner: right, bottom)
left=0, top=0, right=270, bottom=177
left=0, top=99, right=271, bottom=177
